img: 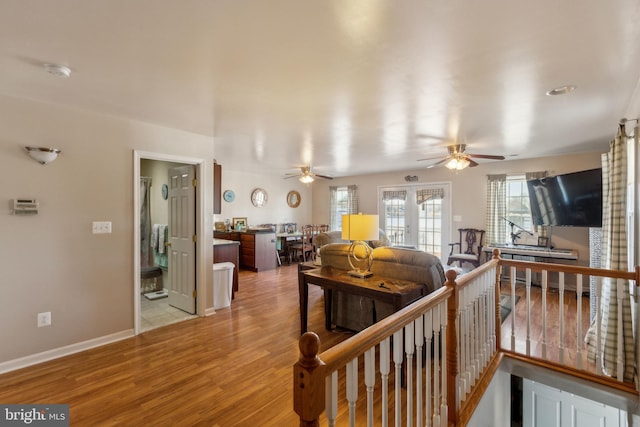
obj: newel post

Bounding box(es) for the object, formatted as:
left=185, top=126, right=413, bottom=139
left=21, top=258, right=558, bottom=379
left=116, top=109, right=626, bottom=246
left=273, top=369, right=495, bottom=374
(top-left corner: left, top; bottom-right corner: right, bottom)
left=293, top=332, right=326, bottom=427
left=445, top=269, right=459, bottom=426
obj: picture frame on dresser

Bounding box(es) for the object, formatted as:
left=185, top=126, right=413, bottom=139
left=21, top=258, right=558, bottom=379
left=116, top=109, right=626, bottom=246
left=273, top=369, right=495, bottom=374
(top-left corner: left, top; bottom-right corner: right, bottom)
left=232, top=217, right=247, bottom=230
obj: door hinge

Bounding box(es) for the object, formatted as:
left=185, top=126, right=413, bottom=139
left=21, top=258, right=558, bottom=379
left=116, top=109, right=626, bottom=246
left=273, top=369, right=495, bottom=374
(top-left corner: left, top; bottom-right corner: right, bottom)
left=192, top=235, right=197, bottom=243
left=192, top=290, right=197, bottom=299
left=192, top=178, right=197, bottom=187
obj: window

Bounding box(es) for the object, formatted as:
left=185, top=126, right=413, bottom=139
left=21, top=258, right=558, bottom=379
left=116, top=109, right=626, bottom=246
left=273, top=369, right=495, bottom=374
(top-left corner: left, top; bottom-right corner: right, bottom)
left=329, top=185, right=358, bottom=230
left=504, top=175, right=533, bottom=243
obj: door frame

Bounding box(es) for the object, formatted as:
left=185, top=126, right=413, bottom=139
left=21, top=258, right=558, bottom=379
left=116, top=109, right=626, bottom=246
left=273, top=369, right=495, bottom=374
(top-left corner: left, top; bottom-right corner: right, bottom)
left=133, top=150, right=208, bottom=335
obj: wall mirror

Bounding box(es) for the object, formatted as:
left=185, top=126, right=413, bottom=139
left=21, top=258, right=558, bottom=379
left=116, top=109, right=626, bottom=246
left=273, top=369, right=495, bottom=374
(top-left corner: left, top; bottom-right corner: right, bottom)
left=287, top=190, right=301, bottom=208
left=251, top=188, right=268, bottom=207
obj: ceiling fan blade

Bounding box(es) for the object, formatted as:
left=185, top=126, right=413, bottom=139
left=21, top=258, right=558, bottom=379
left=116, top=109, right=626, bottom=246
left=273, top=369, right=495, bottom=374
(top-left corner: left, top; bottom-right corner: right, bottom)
left=284, top=175, right=299, bottom=179
left=468, top=154, right=506, bottom=160
left=426, top=158, right=450, bottom=168
left=468, top=159, right=480, bottom=167
left=417, top=155, right=445, bottom=162
left=314, top=174, right=334, bottom=180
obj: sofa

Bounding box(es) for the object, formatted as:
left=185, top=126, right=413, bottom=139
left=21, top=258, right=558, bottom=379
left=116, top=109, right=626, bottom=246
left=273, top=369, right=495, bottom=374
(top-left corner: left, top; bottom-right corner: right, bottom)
left=318, top=243, right=446, bottom=331
left=313, top=229, right=391, bottom=249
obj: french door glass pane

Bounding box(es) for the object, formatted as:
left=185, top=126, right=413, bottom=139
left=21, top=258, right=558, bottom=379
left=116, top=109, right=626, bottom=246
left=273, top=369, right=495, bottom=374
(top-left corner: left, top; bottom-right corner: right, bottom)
left=384, top=199, right=405, bottom=245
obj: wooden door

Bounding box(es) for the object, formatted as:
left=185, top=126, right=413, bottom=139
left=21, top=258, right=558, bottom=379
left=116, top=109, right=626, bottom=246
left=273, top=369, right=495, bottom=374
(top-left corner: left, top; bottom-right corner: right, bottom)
left=167, top=165, right=196, bottom=314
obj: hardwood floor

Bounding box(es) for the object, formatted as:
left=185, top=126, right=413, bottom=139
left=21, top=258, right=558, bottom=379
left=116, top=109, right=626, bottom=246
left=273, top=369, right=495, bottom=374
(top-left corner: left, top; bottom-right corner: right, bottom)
left=0, top=264, right=352, bottom=426
left=0, top=264, right=589, bottom=426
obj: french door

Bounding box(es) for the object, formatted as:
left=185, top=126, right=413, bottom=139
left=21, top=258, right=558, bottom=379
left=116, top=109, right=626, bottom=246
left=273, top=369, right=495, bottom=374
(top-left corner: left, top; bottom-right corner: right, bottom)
left=378, top=183, right=451, bottom=261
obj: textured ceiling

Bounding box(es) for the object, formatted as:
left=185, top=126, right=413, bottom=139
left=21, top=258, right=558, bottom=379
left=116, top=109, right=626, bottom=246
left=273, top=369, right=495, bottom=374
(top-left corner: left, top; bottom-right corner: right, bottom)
left=1, top=0, right=640, bottom=177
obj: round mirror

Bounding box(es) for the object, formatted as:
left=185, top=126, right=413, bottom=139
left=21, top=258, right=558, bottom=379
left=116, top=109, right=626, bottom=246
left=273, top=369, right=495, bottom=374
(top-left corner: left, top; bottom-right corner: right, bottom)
left=287, top=190, right=301, bottom=208
left=251, top=188, right=268, bottom=207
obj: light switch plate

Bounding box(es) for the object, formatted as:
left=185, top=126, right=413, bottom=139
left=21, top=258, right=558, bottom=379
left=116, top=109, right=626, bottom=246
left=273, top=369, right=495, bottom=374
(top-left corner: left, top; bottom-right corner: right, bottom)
left=92, top=221, right=112, bottom=234
left=453, top=215, right=462, bottom=222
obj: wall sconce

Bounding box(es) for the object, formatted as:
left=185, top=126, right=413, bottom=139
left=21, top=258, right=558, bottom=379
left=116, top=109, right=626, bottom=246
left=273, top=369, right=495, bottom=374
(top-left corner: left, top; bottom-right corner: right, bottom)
left=342, top=213, right=379, bottom=278
left=25, top=147, right=62, bottom=165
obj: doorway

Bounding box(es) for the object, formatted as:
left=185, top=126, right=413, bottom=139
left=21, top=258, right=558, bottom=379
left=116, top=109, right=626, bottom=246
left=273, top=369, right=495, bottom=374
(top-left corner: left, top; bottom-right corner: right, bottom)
left=133, top=151, right=208, bottom=334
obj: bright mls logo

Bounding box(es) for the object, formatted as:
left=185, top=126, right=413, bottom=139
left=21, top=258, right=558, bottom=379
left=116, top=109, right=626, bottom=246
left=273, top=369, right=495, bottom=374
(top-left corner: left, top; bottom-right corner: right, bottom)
left=0, top=404, right=69, bottom=426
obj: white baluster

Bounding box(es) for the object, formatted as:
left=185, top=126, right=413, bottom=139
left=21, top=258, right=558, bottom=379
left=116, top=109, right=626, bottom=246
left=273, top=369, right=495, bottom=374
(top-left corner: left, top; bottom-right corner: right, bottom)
left=364, top=347, right=376, bottom=427
left=510, top=267, right=517, bottom=351
left=595, top=276, right=602, bottom=375
left=440, top=300, right=449, bottom=427
left=575, top=274, right=582, bottom=370
left=526, top=268, right=532, bottom=356
left=558, top=272, right=565, bottom=364
left=459, top=287, right=468, bottom=395
left=393, top=330, right=403, bottom=427
left=424, top=311, right=433, bottom=427
left=541, top=269, right=548, bottom=359
left=489, top=272, right=496, bottom=353
left=326, top=371, right=338, bottom=427
left=405, top=321, right=415, bottom=427
left=414, top=316, right=424, bottom=427
left=346, top=358, right=358, bottom=427
left=380, top=338, right=390, bottom=427
left=616, top=278, right=624, bottom=381
left=460, top=287, right=469, bottom=396
left=433, top=305, right=441, bottom=427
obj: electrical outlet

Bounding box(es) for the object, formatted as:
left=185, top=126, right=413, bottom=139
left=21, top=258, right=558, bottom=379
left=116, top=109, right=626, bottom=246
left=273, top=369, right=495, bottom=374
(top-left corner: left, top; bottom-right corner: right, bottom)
left=92, top=221, right=112, bottom=234
left=37, top=312, right=51, bottom=327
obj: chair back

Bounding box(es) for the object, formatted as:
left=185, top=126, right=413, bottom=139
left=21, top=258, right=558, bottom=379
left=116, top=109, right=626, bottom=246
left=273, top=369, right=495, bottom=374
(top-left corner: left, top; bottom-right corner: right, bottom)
left=457, top=228, right=484, bottom=255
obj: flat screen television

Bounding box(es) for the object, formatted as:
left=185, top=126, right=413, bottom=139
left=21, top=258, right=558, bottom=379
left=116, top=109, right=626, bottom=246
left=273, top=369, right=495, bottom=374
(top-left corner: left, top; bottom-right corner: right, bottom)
left=527, top=168, right=603, bottom=227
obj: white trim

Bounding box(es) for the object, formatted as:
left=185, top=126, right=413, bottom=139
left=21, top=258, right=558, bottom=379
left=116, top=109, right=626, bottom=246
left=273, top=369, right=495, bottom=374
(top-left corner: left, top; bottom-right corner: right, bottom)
left=133, top=150, right=208, bottom=335
left=0, top=330, right=134, bottom=374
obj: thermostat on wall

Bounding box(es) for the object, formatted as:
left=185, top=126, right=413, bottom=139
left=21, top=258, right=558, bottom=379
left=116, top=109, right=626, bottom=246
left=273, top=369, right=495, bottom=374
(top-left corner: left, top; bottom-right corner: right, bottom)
left=13, top=199, right=39, bottom=215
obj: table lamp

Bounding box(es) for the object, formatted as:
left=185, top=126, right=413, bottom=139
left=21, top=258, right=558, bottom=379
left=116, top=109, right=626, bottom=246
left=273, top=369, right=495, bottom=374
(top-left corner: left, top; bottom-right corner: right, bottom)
left=342, top=213, right=379, bottom=278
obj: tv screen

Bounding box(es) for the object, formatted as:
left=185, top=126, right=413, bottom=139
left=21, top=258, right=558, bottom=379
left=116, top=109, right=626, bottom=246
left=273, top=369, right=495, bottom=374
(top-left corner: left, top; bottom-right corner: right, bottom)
left=527, top=168, right=603, bottom=227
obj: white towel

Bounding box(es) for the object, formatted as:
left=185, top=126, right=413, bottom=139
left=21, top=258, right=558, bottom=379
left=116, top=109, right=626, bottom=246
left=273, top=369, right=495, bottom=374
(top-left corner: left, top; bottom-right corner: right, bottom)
left=150, top=224, right=160, bottom=251
left=158, top=224, right=167, bottom=254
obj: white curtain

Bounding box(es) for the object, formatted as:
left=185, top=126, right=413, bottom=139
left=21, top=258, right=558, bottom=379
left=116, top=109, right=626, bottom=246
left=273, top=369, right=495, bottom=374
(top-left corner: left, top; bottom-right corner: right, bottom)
left=140, top=177, right=152, bottom=268
left=485, top=174, right=507, bottom=246
left=587, top=125, right=634, bottom=382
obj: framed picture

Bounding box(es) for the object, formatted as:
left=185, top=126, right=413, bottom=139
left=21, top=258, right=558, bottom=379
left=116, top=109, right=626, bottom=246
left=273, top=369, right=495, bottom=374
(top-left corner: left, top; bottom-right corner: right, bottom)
left=537, top=236, right=549, bottom=247
left=232, top=217, right=247, bottom=230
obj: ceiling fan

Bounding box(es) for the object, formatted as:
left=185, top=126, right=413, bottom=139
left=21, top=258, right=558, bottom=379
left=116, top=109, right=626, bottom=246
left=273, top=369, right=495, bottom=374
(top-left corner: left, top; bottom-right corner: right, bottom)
left=284, top=165, right=333, bottom=183
left=417, top=144, right=505, bottom=170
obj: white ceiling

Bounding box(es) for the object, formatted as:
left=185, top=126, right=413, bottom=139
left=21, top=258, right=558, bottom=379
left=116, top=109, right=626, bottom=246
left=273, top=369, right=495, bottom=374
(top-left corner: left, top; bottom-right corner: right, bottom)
left=2, top=1, right=640, bottom=178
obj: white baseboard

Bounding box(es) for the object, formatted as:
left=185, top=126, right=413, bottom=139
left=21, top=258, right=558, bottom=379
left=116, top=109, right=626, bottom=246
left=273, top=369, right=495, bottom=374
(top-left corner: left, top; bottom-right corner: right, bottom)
left=205, top=307, right=216, bottom=316
left=0, top=329, right=134, bottom=374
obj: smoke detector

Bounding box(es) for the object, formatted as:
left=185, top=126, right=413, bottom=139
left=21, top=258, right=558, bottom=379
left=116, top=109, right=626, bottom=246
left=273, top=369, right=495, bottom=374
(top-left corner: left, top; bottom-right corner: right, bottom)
left=43, top=63, right=72, bottom=78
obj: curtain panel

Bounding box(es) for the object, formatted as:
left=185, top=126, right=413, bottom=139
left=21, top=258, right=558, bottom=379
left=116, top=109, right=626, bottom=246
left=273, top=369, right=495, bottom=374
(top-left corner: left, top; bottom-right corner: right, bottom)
left=485, top=174, right=507, bottom=246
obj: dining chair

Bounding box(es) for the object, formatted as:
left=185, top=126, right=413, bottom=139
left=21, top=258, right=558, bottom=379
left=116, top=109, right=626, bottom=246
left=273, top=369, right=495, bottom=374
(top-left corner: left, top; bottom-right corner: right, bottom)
left=288, top=225, right=315, bottom=262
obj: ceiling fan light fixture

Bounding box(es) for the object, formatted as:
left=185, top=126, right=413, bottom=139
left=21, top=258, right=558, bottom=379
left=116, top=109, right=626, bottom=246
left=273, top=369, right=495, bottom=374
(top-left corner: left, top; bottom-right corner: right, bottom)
left=445, top=157, right=470, bottom=171
left=299, top=174, right=314, bottom=184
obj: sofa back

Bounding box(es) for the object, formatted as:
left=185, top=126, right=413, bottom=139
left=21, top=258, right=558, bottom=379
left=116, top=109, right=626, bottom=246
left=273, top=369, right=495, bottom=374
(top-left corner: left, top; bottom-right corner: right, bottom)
left=319, top=243, right=445, bottom=293
left=314, top=229, right=391, bottom=249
